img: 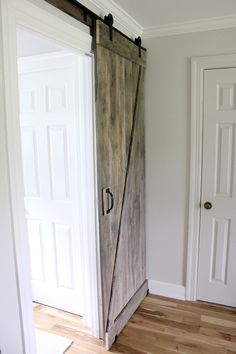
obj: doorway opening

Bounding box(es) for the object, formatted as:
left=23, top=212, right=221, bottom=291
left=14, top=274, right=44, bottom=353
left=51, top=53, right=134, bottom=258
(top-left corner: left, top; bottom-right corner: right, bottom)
left=17, top=27, right=84, bottom=316
left=1, top=1, right=102, bottom=352
left=15, top=26, right=100, bottom=351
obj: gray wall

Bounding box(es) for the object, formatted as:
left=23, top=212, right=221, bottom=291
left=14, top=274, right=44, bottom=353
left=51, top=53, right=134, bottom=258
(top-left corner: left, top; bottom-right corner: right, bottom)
left=144, top=28, right=236, bottom=288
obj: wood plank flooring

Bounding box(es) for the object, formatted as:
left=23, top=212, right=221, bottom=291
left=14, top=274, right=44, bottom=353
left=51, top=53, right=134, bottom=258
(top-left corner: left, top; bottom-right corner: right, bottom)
left=34, top=294, right=236, bottom=353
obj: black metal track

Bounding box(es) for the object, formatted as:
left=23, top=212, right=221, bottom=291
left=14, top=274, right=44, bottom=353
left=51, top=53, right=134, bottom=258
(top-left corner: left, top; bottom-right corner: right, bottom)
left=45, top=0, right=146, bottom=52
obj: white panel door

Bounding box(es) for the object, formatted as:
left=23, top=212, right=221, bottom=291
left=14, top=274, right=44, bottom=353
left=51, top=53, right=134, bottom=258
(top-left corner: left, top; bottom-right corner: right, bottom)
left=197, top=68, right=236, bottom=307
left=18, top=54, right=83, bottom=315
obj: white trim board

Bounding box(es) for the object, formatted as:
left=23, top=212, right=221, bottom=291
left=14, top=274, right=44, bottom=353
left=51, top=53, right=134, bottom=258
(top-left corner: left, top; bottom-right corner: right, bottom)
left=186, top=53, right=236, bottom=301
left=77, top=0, right=142, bottom=38
left=148, top=280, right=186, bottom=300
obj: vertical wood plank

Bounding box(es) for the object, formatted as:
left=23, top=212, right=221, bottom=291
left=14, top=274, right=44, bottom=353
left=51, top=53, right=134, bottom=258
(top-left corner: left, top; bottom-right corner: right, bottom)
left=96, top=46, right=136, bottom=331
left=107, top=67, right=145, bottom=325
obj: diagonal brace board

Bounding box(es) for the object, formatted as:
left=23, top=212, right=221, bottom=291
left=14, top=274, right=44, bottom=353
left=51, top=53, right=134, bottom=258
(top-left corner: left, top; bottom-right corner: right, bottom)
left=105, top=280, right=148, bottom=349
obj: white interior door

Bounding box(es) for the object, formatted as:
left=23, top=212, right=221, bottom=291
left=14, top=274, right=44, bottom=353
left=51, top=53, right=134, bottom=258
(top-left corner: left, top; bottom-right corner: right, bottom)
left=18, top=53, right=83, bottom=315
left=197, top=68, right=236, bottom=307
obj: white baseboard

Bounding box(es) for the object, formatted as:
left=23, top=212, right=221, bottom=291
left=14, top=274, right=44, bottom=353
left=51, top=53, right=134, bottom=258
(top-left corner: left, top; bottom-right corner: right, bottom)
left=148, top=279, right=186, bottom=300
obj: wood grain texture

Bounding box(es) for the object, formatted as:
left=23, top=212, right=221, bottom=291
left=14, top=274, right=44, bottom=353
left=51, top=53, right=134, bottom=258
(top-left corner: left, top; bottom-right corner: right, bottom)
left=44, top=0, right=93, bottom=27
left=96, top=20, right=146, bottom=66
left=107, top=67, right=146, bottom=326
left=95, top=19, right=146, bottom=346
left=44, top=1, right=147, bottom=56
left=34, top=295, right=236, bottom=353
left=105, top=280, right=148, bottom=350
left=96, top=45, right=139, bottom=330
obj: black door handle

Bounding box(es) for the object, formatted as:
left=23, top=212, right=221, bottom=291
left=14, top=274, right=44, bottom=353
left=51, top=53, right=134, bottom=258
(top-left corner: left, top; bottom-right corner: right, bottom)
left=102, top=188, right=114, bottom=215
left=106, top=188, right=114, bottom=214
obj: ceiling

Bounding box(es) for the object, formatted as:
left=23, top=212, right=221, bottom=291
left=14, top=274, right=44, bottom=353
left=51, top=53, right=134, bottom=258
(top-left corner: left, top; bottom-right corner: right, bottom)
left=113, top=0, right=236, bottom=28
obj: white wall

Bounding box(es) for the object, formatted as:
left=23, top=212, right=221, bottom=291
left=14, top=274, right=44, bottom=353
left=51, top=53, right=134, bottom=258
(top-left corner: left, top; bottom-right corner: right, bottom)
left=144, top=27, right=236, bottom=297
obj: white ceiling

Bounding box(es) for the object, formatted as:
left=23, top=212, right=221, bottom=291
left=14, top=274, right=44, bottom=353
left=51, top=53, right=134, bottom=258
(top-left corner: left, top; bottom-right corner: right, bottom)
left=113, top=0, right=236, bottom=28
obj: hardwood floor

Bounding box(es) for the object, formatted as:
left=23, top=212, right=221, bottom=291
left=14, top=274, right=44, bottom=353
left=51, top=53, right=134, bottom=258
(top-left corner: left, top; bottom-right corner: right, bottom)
left=34, top=294, right=236, bottom=353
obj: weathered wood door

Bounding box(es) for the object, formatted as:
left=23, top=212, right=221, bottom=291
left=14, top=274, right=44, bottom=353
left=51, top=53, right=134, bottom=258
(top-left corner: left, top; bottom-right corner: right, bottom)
left=95, top=20, right=147, bottom=348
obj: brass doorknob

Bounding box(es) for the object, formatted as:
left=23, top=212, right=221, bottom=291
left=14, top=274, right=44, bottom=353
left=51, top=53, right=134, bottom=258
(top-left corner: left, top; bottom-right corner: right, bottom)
left=204, top=201, right=212, bottom=210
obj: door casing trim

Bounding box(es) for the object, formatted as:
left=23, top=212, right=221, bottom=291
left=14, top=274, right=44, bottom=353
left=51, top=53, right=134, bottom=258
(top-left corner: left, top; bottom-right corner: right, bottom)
left=186, top=53, right=236, bottom=301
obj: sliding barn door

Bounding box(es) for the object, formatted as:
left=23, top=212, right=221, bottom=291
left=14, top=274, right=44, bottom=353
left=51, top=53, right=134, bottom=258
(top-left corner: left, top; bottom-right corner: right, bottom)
left=95, top=20, right=147, bottom=348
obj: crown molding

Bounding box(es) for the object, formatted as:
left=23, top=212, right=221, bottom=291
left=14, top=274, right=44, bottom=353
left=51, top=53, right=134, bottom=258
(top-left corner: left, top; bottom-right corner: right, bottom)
left=77, top=0, right=143, bottom=39
left=143, top=14, right=236, bottom=39
left=72, top=2, right=236, bottom=40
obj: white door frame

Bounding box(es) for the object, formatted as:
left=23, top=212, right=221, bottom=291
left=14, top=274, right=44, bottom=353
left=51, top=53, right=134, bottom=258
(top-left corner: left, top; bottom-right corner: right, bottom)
left=186, top=53, right=236, bottom=301
left=0, top=0, right=102, bottom=353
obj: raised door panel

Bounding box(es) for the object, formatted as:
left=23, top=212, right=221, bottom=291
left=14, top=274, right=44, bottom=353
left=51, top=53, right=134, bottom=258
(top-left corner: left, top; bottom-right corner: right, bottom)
left=19, top=88, right=36, bottom=113
left=210, top=218, right=230, bottom=285
left=48, top=126, right=70, bottom=201
left=46, top=84, right=67, bottom=113
left=53, top=223, right=73, bottom=289
left=21, top=127, right=40, bottom=198
left=27, top=219, right=45, bottom=281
